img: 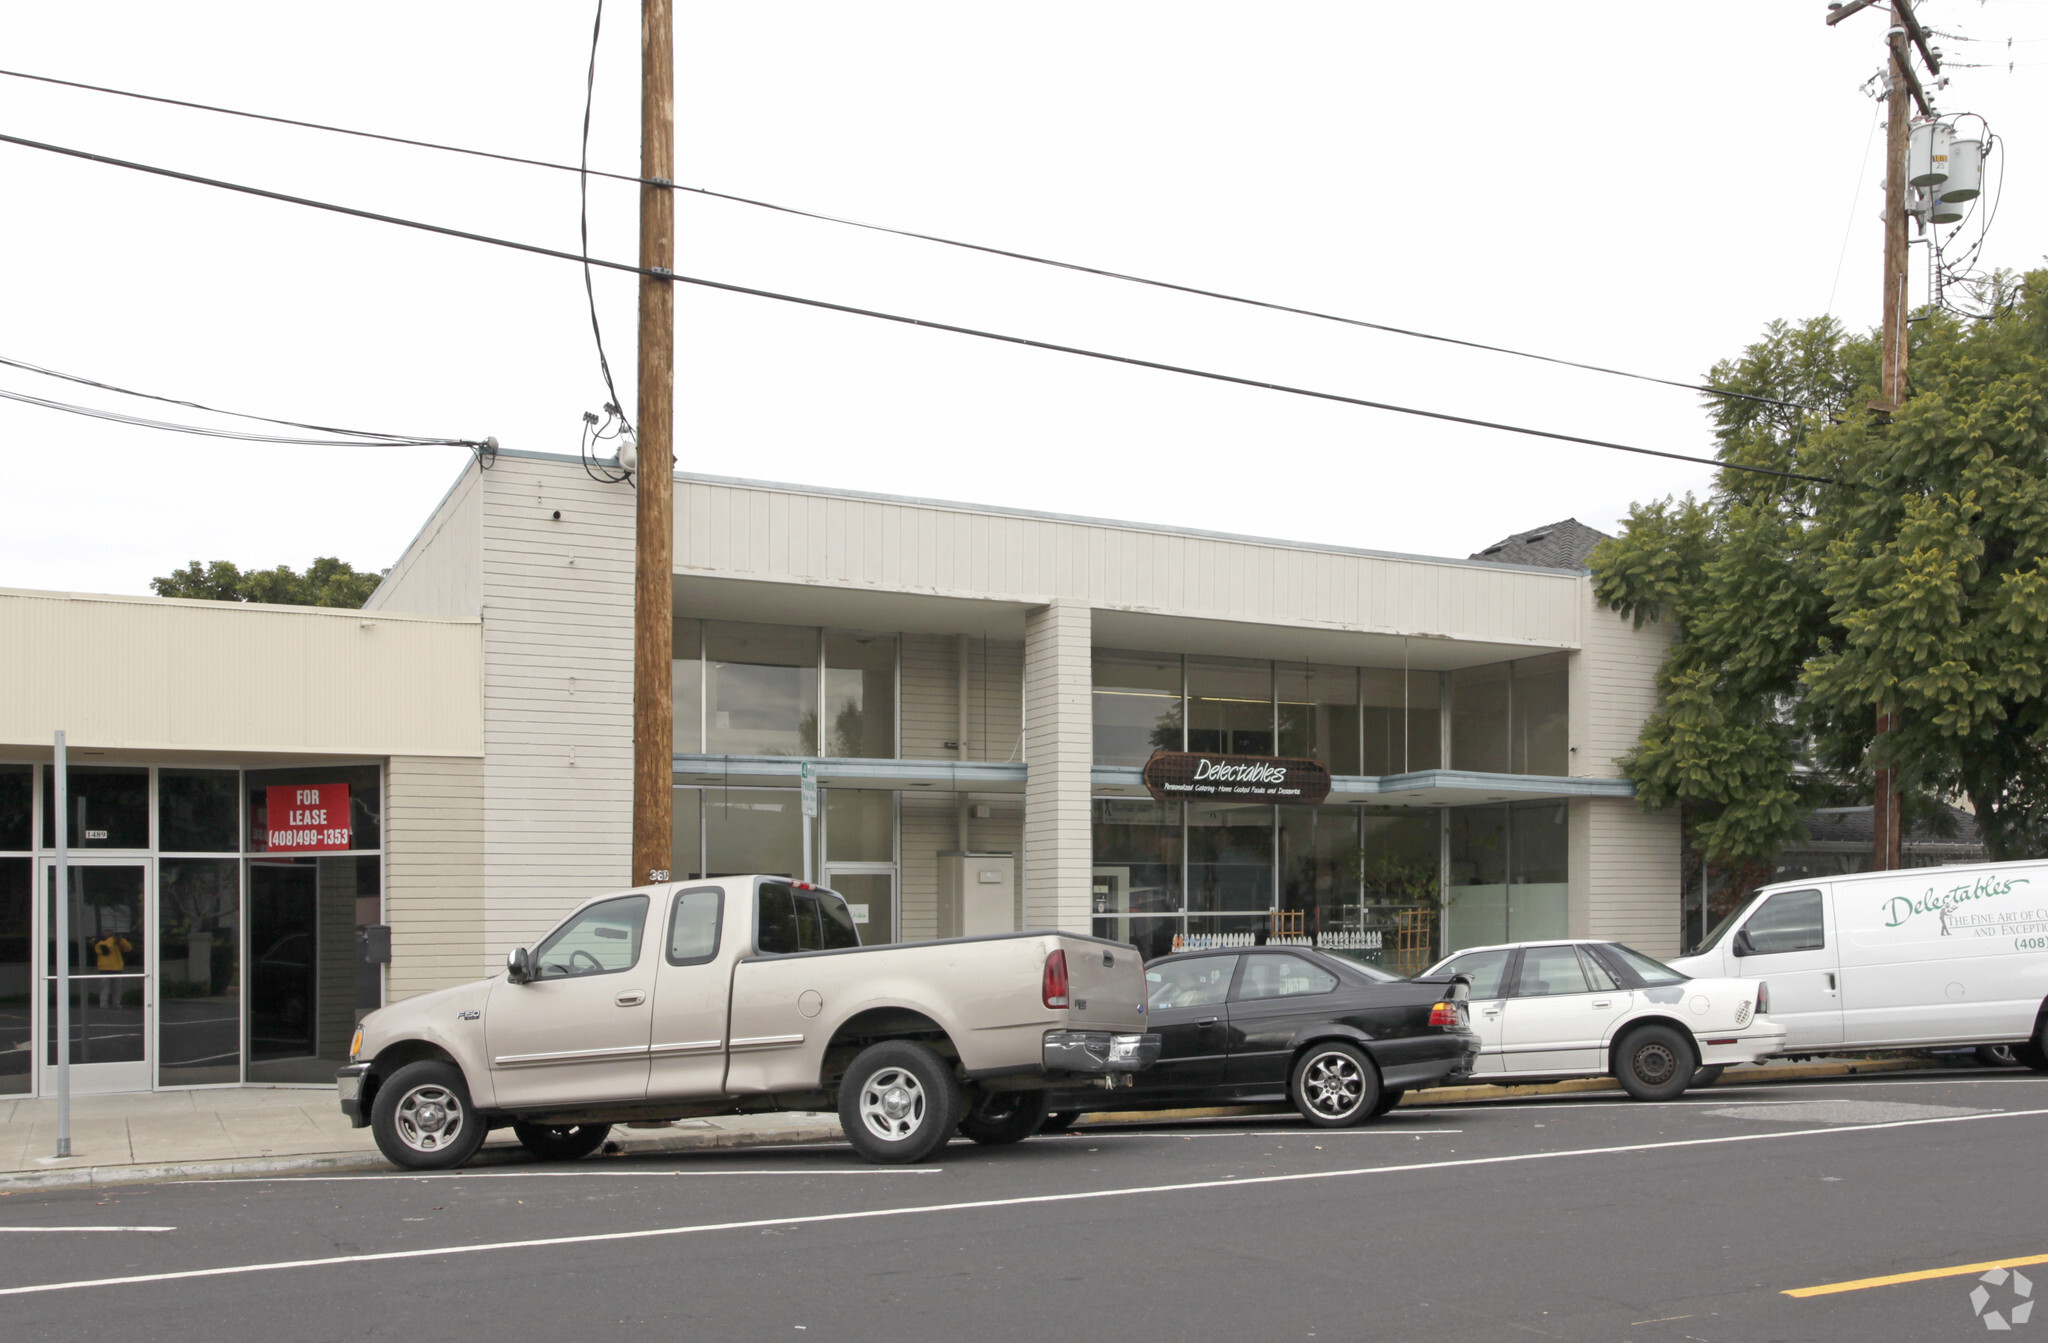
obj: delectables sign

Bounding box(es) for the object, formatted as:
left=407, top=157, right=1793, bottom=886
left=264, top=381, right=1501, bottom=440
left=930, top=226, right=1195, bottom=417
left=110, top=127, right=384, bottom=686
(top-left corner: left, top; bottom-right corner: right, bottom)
left=1141, top=752, right=1332, bottom=805
left=266, top=784, right=352, bottom=851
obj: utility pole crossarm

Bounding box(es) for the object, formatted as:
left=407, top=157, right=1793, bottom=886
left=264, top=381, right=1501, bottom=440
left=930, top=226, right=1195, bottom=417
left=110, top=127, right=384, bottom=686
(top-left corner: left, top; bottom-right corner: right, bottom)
left=1824, top=0, right=1881, bottom=28
left=1892, top=0, right=1943, bottom=74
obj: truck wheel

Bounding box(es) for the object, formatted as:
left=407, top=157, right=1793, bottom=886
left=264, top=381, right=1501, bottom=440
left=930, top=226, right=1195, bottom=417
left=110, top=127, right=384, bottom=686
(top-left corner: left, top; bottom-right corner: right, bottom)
left=958, top=1089, right=1051, bottom=1145
left=512, top=1121, right=612, bottom=1161
left=1977, top=1044, right=2020, bottom=1068
left=838, top=1040, right=963, bottom=1164
left=1290, top=1042, right=1380, bottom=1128
left=1368, top=1088, right=1405, bottom=1118
left=372, top=1061, right=488, bottom=1170
left=1690, top=1064, right=1727, bottom=1090
left=1615, top=1025, right=1696, bottom=1102
left=1039, top=1110, right=1081, bottom=1133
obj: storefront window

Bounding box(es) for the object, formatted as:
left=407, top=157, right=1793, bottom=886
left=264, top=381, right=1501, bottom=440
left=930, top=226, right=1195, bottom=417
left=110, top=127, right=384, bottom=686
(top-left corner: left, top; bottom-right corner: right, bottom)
left=1278, top=805, right=1357, bottom=935
left=823, top=632, right=897, bottom=758
left=1187, top=801, right=1273, bottom=914
left=1187, top=657, right=1272, bottom=756
left=245, top=853, right=377, bottom=1084
left=1445, top=801, right=1568, bottom=952
left=0, top=765, right=29, bottom=850
left=1277, top=664, right=1360, bottom=774
left=1361, top=670, right=1441, bottom=774
left=1446, top=804, right=1508, bottom=952
left=158, top=857, right=240, bottom=1085
left=159, top=769, right=240, bottom=854
left=672, top=787, right=705, bottom=880
left=673, top=618, right=703, bottom=754
left=1361, top=808, right=1442, bottom=973
left=705, top=622, right=820, bottom=757
left=825, top=789, right=893, bottom=863
left=245, top=765, right=381, bottom=853
left=1451, top=665, right=1512, bottom=774
left=705, top=788, right=802, bottom=878
left=1509, top=800, right=1569, bottom=940
left=1093, top=799, right=1181, bottom=960
left=1513, top=654, right=1570, bottom=776
left=42, top=766, right=149, bottom=849
left=0, top=857, right=27, bottom=1095
left=1092, top=650, right=1181, bottom=766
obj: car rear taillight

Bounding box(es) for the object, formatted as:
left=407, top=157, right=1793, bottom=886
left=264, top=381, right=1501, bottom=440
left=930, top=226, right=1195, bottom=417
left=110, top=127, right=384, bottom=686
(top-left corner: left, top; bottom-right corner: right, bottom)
left=1043, top=949, right=1070, bottom=1009
left=1429, top=1001, right=1460, bottom=1028
left=1756, top=981, right=1769, bottom=1015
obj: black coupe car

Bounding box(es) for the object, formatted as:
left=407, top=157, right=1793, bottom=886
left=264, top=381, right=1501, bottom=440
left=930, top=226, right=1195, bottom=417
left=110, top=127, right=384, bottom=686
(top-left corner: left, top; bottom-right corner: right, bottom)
left=1041, top=946, right=1480, bottom=1129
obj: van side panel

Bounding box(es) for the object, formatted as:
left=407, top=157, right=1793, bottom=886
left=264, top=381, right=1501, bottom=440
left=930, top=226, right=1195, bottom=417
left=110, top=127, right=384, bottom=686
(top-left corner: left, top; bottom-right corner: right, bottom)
left=1837, top=864, right=2048, bottom=1045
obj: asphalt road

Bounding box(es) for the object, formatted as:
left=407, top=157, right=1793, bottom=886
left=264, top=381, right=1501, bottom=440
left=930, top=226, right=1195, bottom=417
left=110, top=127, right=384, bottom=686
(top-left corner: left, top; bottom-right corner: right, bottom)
left=1, top=1068, right=2043, bottom=1342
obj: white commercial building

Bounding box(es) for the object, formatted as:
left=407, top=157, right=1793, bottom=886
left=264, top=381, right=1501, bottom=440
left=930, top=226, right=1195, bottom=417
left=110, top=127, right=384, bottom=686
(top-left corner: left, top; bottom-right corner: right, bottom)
left=0, top=450, right=1677, bottom=1095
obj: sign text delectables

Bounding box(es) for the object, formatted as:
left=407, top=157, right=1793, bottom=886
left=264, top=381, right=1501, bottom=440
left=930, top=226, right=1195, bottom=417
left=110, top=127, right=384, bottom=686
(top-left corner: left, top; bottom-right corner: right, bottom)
left=1141, top=752, right=1333, bottom=805
left=266, top=784, right=352, bottom=851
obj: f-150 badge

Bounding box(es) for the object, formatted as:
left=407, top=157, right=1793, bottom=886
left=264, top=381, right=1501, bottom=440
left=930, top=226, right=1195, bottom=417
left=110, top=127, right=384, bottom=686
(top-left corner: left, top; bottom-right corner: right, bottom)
left=457, top=1009, right=481, bottom=1021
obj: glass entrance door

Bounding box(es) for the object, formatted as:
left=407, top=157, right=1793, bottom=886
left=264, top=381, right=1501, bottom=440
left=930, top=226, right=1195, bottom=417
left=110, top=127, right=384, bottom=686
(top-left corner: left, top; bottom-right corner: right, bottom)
left=41, top=861, right=151, bottom=1095
left=824, top=869, right=896, bottom=944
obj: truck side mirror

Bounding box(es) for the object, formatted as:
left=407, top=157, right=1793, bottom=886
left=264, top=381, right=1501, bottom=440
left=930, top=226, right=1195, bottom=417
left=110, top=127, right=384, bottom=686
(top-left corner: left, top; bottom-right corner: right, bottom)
left=1732, top=928, right=1755, bottom=958
left=507, top=947, right=534, bottom=984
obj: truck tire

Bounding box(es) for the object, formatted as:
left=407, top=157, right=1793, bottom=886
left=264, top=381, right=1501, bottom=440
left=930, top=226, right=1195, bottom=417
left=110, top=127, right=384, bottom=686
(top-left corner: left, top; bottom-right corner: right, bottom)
left=1615, top=1025, right=1696, bottom=1102
left=1039, top=1111, right=1081, bottom=1133
left=372, top=1060, right=488, bottom=1171
left=958, top=1089, right=1052, bottom=1145
left=1690, top=1064, right=1727, bottom=1089
left=512, top=1121, right=612, bottom=1161
left=838, top=1040, right=963, bottom=1164
left=1290, top=1042, right=1380, bottom=1128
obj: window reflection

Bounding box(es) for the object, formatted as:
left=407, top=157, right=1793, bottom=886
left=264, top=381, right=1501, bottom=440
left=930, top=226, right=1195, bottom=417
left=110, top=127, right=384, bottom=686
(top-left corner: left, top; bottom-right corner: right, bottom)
left=706, top=622, right=819, bottom=757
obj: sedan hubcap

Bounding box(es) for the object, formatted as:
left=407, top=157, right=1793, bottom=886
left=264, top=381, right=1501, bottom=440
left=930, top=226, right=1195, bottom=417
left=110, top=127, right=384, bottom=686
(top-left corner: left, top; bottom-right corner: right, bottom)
left=394, top=1085, right=466, bottom=1153
left=859, top=1067, right=927, bottom=1142
left=1634, top=1042, right=1678, bottom=1086
left=1302, top=1052, right=1364, bottom=1118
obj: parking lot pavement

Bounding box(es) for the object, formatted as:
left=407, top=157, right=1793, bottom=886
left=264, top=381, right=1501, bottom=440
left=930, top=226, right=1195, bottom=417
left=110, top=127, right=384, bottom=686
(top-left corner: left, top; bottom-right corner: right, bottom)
left=0, top=1070, right=2042, bottom=1342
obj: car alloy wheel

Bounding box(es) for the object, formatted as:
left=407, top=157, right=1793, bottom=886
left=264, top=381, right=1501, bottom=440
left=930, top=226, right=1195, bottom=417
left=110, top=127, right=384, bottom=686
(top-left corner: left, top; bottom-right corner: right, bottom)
left=1300, top=1049, right=1366, bottom=1121
left=393, top=1082, right=468, bottom=1155
left=858, top=1066, right=928, bottom=1143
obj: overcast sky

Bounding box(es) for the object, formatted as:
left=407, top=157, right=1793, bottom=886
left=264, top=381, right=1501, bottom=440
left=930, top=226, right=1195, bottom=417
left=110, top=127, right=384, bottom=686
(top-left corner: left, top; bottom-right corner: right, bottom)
left=3, top=2, right=2046, bottom=596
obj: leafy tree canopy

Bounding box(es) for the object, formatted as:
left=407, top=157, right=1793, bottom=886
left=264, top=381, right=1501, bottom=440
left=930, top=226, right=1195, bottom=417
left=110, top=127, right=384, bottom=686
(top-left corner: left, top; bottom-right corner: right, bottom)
left=1591, top=270, right=2048, bottom=863
left=150, top=557, right=384, bottom=609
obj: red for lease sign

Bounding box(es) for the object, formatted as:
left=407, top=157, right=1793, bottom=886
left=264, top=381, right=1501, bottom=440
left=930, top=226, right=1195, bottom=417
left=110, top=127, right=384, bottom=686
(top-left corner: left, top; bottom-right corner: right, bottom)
left=266, top=784, right=352, bottom=851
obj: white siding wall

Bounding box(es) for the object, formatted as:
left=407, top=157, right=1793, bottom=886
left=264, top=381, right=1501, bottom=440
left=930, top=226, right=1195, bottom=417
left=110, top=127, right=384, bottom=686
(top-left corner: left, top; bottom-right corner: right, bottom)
left=477, top=463, right=638, bottom=958
left=385, top=755, right=487, bottom=999
left=365, top=464, right=483, bottom=619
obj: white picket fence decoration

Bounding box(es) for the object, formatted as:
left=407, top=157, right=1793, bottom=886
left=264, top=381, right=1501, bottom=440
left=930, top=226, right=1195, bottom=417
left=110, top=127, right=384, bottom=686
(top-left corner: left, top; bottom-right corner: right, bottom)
left=1167, top=930, right=1384, bottom=953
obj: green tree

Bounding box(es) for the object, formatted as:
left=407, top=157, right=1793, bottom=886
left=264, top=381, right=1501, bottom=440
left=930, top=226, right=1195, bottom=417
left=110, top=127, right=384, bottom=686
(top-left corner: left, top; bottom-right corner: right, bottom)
left=150, top=556, right=384, bottom=609
left=1592, top=269, right=2048, bottom=862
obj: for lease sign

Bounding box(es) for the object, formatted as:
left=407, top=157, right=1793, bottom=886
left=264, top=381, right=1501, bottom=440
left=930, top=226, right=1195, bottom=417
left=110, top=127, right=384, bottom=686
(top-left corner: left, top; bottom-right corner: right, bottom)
left=266, top=784, right=351, bottom=851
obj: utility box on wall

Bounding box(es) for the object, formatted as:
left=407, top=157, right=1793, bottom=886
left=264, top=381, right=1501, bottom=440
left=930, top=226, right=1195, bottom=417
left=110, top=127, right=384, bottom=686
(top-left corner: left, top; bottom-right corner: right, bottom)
left=937, top=851, right=1015, bottom=939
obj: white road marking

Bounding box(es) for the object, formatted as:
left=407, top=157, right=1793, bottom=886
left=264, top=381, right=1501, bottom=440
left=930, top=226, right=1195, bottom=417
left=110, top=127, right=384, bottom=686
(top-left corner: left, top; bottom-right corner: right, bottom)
left=1039, top=1129, right=1463, bottom=1140
left=5, top=1106, right=2047, bottom=1298
left=184, top=1168, right=941, bottom=1184
left=0, top=1227, right=175, bottom=1233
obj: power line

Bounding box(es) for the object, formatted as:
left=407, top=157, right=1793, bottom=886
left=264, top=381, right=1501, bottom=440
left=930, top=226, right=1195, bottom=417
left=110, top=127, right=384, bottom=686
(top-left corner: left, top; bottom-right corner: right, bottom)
left=0, top=129, right=1835, bottom=487
left=578, top=0, right=631, bottom=441
left=0, top=383, right=487, bottom=449
left=0, top=353, right=484, bottom=446
left=0, top=65, right=1804, bottom=413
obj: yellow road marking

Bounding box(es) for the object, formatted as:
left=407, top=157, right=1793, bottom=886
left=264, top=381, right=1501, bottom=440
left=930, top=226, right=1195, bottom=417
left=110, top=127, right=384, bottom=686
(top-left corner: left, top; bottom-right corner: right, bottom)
left=1785, top=1252, right=2048, bottom=1298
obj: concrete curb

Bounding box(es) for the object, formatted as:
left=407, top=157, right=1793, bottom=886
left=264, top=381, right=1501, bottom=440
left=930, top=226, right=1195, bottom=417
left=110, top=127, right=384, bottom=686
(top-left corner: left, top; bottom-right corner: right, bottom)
left=0, top=1118, right=849, bottom=1193
left=1073, top=1056, right=1947, bottom=1126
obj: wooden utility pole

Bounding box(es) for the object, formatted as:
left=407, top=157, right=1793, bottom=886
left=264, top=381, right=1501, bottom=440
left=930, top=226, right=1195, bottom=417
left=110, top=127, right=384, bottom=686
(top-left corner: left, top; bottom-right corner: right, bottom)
left=1830, top=0, right=1938, bottom=871
left=631, top=0, right=676, bottom=886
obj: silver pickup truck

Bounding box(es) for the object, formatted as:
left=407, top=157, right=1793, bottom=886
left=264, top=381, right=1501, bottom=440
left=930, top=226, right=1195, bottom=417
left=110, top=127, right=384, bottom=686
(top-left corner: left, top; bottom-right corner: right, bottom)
left=339, top=875, right=1160, bottom=1166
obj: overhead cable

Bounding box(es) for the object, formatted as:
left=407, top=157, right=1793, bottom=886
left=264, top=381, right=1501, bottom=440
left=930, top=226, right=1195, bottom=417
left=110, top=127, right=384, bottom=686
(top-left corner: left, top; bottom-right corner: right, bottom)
left=0, top=65, right=1804, bottom=412
left=0, top=383, right=488, bottom=449
left=0, top=130, right=1835, bottom=486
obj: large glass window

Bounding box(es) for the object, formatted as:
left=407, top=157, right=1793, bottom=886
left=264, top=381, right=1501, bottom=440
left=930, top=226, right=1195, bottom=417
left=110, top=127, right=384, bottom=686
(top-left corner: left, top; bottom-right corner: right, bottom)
left=1451, top=664, right=1512, bottom=774
left=705, top=621, right=819, bottom=756
left=245, top=853, right=378, bottom=1084
left=0, top=858, right=28, bottom=1095
left=1187, top=657, right=1273, bottom=756
left=823, top=632, right=897, bottom=758
left=1092, top=799, right=1182, bottom=960
left=825, top=789, right=893, bottom=863
left=1092, top=649, right=1182, bottom=766
left=705, top=789, right=802, bottom=878
left=1513, top=654, right=1570, bottom=776
left=672, top=787, right=705, bottom=880
left=1187, top=801, right=1273, bottom=915
left=1361, top=670, right=1441, bottom=774
left=245, top=765, right=381, bottom=853
left=159, top=769, right=240, bottom=854
left=0, top=765, right=29, bottom=850
left=1279, top=805, right=1357, bottom=937
left=674, top=618, right=703, bottom=754
left=1278, top=663, right=1360, bottom=774
left=158, top=857, right=240, bottom=1085
left=42, top=766, right=149, bottom=849
left=1446, top=801, right=1569, bottom=953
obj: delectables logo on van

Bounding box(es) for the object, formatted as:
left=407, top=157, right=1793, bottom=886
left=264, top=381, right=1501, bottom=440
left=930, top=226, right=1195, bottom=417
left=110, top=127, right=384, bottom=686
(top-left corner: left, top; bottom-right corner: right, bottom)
left=1881, top=874, right=2039, bottom=937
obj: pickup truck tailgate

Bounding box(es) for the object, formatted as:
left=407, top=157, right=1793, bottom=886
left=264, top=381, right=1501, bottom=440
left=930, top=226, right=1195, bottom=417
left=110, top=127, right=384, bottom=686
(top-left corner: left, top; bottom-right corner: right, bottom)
left=1058, top=936, right=1148, bottom=1032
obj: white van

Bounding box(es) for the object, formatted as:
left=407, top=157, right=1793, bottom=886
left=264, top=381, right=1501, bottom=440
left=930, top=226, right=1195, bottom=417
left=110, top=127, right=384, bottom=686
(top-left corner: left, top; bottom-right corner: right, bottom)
left=1669, top=859, right=2048, bottom=1068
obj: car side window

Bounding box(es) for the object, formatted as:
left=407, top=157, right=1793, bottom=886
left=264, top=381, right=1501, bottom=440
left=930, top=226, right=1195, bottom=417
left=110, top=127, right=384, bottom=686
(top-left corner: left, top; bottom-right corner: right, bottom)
left=667, top=887, right=723, bottom=965
left=1513, top=944, right=1591, bottom=997
left=1440, top=949, right=1511, bottom=999
left=1744, top=889, right=1825, bottom=954
left=1577, top=946, right=1621, bottom=992
left=1146, top=956, right=1239, bottom=1010
left=757, top=883, right=800, bottom=955
left=1234, top=953, right=1338, bottom=1002
left=534, top=895, right=648, bottom=979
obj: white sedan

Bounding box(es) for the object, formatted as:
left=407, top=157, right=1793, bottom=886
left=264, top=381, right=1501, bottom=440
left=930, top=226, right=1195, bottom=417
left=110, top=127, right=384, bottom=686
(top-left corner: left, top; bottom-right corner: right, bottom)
left=1416, top=940, right=1787, bottom=1101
